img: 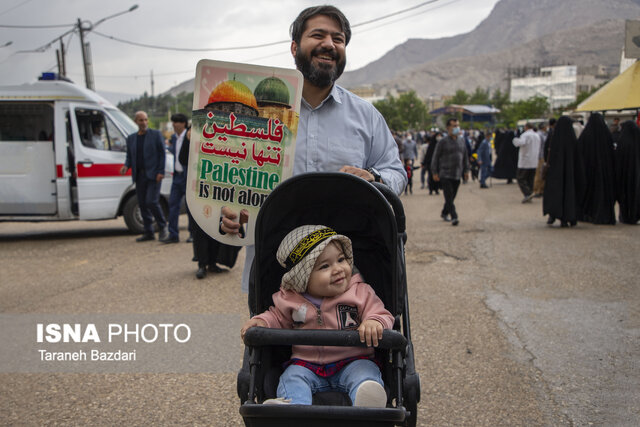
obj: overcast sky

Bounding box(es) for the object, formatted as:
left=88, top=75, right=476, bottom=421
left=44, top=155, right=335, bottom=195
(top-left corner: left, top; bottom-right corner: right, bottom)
left=0, top=0, right=500, bottom=99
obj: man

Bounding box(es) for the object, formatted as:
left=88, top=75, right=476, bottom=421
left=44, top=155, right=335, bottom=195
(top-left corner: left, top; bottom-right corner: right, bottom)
left=512, top=122, right=541, bottom=203
left=91, top=121, right=105, bottom=150
left=476, top=131, right=491, bottom=189
left=162, top=113, right=189, bottom=244
left=120, top=111, right=168, bottom=242
left=431, top=118, right=470, bottom=226
left=222, top=5, right=406, bottom=292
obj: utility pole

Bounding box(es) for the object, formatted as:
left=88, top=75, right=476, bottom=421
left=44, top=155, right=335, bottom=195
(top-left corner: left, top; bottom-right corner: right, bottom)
left=56, top=37, right=66, bottom=77
left=150, top=69, right=155, bottom=113
left=74, top=5, right=138, bottom=91
left=77, top=18, right=95, bottom=90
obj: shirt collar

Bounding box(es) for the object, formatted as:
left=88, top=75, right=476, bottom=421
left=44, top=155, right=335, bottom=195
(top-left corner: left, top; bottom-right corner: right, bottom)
left=301, top=84, right=343, bottom=110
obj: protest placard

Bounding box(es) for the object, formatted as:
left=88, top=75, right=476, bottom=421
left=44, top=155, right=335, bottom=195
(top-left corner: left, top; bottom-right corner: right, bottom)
left=187, top=60, right=303, bottom=245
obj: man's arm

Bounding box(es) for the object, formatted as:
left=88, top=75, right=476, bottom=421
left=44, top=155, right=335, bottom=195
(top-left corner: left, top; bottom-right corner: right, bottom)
left=512, top=133, right=532, bottom=147
left=363, top=112, right=407, bottom=195
left=120, top=135, right=132, bottom=175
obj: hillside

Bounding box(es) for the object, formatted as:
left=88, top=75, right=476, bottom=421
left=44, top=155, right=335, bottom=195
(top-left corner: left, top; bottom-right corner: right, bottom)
left=338, top=0, right=640, bottom=88
left=371, top=19, right=626, bottom=98
left=163, top=0, right=640, bottom=99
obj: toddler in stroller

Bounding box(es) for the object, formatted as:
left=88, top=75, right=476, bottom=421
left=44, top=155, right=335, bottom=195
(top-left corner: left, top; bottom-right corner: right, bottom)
left=237, top=173, right=420, bottom=427
left=241, top=225, right=393, bottom=407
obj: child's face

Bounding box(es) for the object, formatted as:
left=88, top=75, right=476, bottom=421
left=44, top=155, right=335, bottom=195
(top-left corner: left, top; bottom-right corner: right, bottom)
left=306, top=241, right=352, bottom=298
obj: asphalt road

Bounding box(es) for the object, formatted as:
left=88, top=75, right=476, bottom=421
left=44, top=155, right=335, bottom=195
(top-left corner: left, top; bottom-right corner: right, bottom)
left=1, top=178, right=638, bottom=426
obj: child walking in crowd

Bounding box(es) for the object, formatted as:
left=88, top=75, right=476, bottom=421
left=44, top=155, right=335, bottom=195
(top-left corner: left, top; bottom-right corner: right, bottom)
left=241, top=225, right=394, bottom=407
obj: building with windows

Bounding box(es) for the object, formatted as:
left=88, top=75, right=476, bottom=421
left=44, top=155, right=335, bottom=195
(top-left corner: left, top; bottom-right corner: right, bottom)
left=509, top=65, right=613, bottom=110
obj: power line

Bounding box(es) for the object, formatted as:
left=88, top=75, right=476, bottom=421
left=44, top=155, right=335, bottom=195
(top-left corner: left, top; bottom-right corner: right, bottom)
left=357, top=0, right=462, bottom=35
left=352, top=0, right=442, bottom=28
left=89, top=0, right=446, bottom=53
left=12, top=0, right=454, bottom=84
left=91, top=30, right=289, bottom=52
left=0, top=23, right=75, bottom=29
left=0, top=0, right=33, bottom=18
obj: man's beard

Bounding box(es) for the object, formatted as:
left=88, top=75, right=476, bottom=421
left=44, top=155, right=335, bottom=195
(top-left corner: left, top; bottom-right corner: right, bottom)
left=295, top=46, right=346, bottom=88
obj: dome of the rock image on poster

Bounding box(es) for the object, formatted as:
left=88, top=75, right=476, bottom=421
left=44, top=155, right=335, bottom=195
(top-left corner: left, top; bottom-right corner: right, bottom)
left=254, top=77, right=291, bottom=108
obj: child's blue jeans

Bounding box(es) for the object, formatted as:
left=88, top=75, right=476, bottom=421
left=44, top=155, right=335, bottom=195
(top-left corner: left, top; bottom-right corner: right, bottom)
left=277, top=359, right=383, bottom=405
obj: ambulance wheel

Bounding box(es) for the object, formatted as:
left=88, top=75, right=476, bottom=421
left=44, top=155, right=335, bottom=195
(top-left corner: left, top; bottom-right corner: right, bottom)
left=123, top=197, right=169, bottom=234
left=123, top=197, right=144, bottom=234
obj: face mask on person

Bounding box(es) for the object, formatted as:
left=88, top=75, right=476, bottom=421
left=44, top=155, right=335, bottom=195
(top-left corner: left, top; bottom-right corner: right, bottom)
left=451, top=127, right=460, bottom=136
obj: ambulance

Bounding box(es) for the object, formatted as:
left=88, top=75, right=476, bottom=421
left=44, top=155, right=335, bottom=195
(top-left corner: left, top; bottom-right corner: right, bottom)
left=0, top=73, right=173, bottom=233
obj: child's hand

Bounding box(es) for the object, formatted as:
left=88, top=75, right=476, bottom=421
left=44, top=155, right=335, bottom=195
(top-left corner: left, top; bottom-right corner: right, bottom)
left=241, top=318, right=267, bottom=341
left=358, top=319, right=384, bottom=347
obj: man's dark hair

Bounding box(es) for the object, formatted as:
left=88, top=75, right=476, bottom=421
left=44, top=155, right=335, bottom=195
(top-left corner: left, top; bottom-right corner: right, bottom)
left=549, top=118, right=556, bottom=126
left=446, top=117, right=458, bottom=128
left=290, top=5, right=351, bottom=46
left=171, top=113, right=188, bottom=124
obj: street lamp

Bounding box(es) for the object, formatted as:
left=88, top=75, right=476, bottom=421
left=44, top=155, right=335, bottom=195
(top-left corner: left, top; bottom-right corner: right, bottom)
left=77, top=4, right=139, bottom=90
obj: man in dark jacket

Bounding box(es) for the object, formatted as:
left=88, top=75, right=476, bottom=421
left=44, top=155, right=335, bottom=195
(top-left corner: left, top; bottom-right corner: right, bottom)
left=120, top=111, right=168, bottom=242
left=162, top=113, right=189, bottom=243
left=431, top=118, right=470, bottom=226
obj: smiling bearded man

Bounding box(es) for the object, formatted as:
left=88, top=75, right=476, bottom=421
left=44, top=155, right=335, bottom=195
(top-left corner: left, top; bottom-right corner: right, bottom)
left=221, top=5, right=407, bottom=293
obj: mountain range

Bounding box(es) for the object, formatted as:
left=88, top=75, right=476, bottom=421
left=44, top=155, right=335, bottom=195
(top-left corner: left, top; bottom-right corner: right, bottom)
left=165, top=0, right=640, bottom=100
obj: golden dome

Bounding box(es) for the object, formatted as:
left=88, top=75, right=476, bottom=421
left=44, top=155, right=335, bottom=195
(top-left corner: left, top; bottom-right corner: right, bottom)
left=207, top=80, right=258, bottom=110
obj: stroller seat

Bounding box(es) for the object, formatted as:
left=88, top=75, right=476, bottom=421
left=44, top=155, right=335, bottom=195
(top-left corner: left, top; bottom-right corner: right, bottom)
left=237, top=173, right=420, bottom=427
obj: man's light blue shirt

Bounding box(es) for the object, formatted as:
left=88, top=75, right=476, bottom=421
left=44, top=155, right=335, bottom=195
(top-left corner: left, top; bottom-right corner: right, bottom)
left=241, top=84, right=406, bottom=293
left=293, top=84, right=406, bottom=195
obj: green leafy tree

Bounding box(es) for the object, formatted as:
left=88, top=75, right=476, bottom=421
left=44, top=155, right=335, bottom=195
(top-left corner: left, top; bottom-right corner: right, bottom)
left=498, top=95, right=549, bottom=128
left=490, top=89, right=510, bottom=110
left=445, top=89, right=470, bottom=106
left=469, top=87, right=490, bottom=105
left=374, top=91, right=431, bottom=131
left=396, top=91, right=430, bottom=130
left=373, top=96, right=404, bottom=131
left=118, top=91, right=194, bottom=128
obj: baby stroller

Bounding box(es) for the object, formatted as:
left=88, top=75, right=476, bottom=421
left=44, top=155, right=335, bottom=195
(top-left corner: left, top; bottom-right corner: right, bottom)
left=237, top=172, right=420, bottom=427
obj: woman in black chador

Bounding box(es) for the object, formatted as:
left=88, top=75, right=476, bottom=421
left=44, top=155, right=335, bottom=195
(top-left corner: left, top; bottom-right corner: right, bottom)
left=491, top=129, right=518, bottom=183
left=424, top=132, right=442, bottom=195
left=615, top=120, right=640, bottom=225
left=578, top=113, right=616, bottom=224
left=543, top=116, right=586, bottom=227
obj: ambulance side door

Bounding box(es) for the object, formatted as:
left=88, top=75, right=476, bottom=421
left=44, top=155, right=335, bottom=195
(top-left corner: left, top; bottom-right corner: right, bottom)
left=0, top=101, right=57, bottom=215
left=68, top=104, right=131, bottom=220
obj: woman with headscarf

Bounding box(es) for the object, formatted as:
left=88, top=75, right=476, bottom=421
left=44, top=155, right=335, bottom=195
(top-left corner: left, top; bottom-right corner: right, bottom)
left=491, top=129, right=518, bottom=183
left=615, top=121, right=640, bottom=224
left=543, top=116, right=587, bottom=227
left=424, top=132, right=442, bottom=195
left=578, top=113, right=616, bottom=224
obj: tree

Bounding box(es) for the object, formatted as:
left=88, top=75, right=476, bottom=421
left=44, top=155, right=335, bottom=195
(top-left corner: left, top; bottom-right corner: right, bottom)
left=490, top=89, right=510, bottom=110
left=445, top=89, right=470, bottom=106
left=469, top=87, right=490, bottom=105
left=118, top=91, right=194, bottom=128
left=373, top=96, right=404, bottom=131
left=374, top=91, right=431, bottom=131
left=498, top=95, right=550, bottom=128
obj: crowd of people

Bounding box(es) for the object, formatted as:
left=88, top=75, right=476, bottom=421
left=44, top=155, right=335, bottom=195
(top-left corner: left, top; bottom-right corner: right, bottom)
left=392, top=114, right=640, bottom=227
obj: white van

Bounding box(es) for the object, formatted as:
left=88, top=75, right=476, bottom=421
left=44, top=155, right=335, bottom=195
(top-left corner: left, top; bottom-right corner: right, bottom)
left=0, top=73, right=173, bottom=233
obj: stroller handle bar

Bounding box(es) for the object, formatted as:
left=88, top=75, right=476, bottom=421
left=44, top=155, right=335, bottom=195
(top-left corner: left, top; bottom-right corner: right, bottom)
left=372, top=181, right=406, bottom=233
left=243, top=328, right=407, bottom=353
